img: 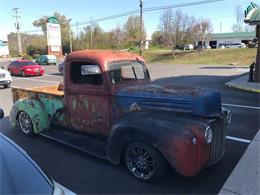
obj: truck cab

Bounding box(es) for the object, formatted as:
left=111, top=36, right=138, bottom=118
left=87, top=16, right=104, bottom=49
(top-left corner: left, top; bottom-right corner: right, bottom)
left=10, top=50, right=231, bottom=181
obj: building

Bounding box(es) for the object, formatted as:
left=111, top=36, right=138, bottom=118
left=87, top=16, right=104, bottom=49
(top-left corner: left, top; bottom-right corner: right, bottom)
left=0, top=32, right=9, bottom=57
left=207, top=32, right=256, bottom=48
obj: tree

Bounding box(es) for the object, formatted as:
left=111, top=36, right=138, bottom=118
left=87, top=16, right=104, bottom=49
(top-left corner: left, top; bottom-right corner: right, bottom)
left=255, top=25, right=260, bottom=82
left=194, top=19, right=213, bottom=46
left=159, top=8, right=174, bottom=46
left=109, top=25, right=124, bottom=49
left=33, top=12, right=72, bottom=51
left=124, top=15, right=146, bottom=46
left=232, top=5, right=244, bottom=32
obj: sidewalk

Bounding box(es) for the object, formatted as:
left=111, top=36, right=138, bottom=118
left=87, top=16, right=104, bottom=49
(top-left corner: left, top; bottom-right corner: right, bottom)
left=219, top=130, right=260, bottom=195
left=225, top=75, right=260, bottom=93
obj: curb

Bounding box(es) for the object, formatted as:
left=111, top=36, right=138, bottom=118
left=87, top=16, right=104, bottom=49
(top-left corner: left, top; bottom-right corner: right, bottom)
left=225, top=75, right=260, bottom=93
left=225, top=82, right=260, bottom=93
left=218, top=130, right=260, bottom=195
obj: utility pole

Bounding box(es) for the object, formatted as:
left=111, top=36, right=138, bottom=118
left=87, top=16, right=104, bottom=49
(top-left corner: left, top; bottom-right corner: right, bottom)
left=139, top=0, right=143, bottom=56
left=68, top=19, right=73, bottom=53
left=76, top=22, right=79, bottom=40
left=12, top=8, right=22, bottom=55
left=90, top=17, right=93, bottom=49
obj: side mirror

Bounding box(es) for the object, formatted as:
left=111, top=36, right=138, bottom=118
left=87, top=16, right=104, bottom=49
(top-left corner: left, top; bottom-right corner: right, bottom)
left=81, top=65, right=101, bottom=75
left=0, top=108, right=4, bottom=119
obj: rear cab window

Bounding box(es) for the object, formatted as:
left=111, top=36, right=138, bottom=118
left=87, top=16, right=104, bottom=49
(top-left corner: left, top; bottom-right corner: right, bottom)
left=108, top=60, right=149, bottom=84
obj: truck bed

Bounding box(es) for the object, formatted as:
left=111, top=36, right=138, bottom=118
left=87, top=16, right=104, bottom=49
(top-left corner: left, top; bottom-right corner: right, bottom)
left=11, top=84, right=64, bottom=103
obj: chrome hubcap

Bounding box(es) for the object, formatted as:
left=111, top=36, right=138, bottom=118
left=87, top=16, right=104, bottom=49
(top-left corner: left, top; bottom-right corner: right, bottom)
left=19, top=112, right=32, bottom=134
left=126, top=147, right=154, bottom=180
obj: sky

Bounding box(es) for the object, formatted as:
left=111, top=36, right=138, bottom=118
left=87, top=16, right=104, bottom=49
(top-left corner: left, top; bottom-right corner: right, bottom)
left=0, top=0, right=258, bottom=39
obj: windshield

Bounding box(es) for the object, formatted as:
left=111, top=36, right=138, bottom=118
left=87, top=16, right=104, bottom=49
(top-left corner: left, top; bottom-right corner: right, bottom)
left=108, top=60, right=149, bottom=84
left=21, top=61, right=37, bottom=66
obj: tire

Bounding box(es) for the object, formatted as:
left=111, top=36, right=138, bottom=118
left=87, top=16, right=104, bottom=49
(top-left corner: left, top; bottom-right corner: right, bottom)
left=124, top=142, right=167, bottom=181
left=17, top=111, right=34, bottom=136
left=60, top=68, right=64, bottom=75
left=21, top=70, right=26, bottom=77
left=3, top=83, right=11, bottom=88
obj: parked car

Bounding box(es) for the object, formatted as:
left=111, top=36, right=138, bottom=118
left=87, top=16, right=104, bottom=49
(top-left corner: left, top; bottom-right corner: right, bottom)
left=0, top=67, right=12, bottom=88
left=226, top=43, right=246, bottom=48
left=58, top=62, right=64, bottom=75
left=0, top=108, right=3, bottom=119
left=36, top=55, right=57, bottom=65
left=0, top=133, right=75, bottom=194
left=10, top=50, right=231, bottom=181
left=7, top=60, right=44, bottom=77
left=184, top=44, right=194, bottom=50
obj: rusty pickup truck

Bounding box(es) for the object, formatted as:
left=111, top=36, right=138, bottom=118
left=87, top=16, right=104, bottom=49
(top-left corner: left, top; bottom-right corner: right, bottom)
left=10, top=50, right=231, bottom=181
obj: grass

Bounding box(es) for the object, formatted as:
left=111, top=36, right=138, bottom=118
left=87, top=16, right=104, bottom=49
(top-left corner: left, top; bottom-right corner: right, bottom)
left=143, top=48, right=257, bottom=66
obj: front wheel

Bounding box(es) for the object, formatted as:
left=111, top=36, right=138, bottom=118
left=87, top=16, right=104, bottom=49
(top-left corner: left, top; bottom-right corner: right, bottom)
left=18, top=111, right=34, bottom=136
left=3, top=83, right=11, bottom=88
left=124, top=142, right=166, bottom=181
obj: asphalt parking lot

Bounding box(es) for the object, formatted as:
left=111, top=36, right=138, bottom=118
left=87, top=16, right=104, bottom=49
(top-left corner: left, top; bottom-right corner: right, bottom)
left=0, top=60, right=259, bottom=194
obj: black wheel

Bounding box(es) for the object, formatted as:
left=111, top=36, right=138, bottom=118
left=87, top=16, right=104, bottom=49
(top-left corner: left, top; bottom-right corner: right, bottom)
left=3, top=83, right=10, bottom=88
left=124, top=142, right=166, bottom=181
left=21, top=70, right=26, bottom=77
left=18, top=111, right=34, bottom=136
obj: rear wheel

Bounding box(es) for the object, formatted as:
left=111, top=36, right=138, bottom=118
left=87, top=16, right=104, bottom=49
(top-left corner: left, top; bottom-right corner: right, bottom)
left=18, top=111, right=34, bottom=136
left=21, top=70, right=26, bottom=77
left=124, top=142, right=166, bottom=181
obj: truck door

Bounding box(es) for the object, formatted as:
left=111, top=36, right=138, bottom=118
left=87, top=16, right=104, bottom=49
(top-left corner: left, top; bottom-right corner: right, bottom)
left=65, top=60, right=111, bottom=136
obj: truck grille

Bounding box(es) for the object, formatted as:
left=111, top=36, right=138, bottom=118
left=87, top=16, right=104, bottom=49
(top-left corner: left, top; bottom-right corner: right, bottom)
left=208, top=119, right=225, bottom=165
left=0, top=73, right=5, bottom=79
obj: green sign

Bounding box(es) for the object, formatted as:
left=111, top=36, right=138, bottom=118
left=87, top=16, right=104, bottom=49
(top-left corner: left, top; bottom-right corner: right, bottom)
left=47, top=16, right=59, bottom=24
left=245, top=2, right=257, bottom=18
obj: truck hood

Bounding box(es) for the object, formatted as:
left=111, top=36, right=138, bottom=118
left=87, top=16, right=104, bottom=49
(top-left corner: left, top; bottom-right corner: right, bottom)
left=116, top=84, right=222, bottom=117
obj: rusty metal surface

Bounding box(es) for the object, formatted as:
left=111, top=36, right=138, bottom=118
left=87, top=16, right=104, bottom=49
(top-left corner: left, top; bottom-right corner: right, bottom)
left=66, top=50, right=145, bottom=71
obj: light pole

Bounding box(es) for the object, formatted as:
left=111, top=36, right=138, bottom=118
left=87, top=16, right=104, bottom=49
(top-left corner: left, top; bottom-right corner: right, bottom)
left=139, top=0, right=143, bottom=56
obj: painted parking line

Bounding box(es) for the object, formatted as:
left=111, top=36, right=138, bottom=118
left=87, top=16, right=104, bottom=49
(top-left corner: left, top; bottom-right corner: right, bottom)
left=222, top=103, right=260, bottom=110
left=12, top=77, right=59, bottom=84
left=226, top=136, right=251, bottom=144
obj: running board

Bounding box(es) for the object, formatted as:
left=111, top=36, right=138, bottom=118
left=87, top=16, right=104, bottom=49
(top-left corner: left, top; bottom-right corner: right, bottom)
left=40, top=128, right=107, bottom=160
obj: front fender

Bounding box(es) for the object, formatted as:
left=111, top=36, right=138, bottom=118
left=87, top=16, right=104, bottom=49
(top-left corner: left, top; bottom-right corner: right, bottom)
left=107, top=112, right=196, bottom=164
left=10, top=98, right=50, bottom=134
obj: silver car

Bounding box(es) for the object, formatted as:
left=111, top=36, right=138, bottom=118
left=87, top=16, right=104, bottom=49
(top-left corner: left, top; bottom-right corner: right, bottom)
left=58, top=62, right=64, bottom=75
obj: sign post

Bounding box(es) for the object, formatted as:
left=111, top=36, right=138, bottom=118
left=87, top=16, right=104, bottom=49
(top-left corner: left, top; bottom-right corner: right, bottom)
left=244, top=2, right=260, bottom=82
left=46, top=16, right=62, bottom=57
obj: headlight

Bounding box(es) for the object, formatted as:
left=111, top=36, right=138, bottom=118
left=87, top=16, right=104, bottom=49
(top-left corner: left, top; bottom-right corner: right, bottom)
left=204, top=126, right=213, bottom=144
left=26, top=68, right=32, bottom=71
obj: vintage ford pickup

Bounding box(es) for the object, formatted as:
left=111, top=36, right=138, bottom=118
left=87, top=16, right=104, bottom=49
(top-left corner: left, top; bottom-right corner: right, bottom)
left=10, top=50, right=231, bottom=181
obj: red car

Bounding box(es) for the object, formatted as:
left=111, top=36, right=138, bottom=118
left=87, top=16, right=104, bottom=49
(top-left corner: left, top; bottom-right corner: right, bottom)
left=8, top=60, right=44, bottom=77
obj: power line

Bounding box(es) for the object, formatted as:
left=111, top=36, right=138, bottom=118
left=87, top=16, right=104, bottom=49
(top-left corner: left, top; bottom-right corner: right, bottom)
left=72, top=0, right=224, bottom=27
left=22, top=0, right=224, bottom=33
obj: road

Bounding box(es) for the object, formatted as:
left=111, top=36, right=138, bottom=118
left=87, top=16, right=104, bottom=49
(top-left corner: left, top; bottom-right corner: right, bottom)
left=0, top=60, right=259, bottom=194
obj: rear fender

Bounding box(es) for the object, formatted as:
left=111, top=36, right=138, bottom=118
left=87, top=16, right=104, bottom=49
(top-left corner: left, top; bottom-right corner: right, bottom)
left=10, top=98, right=50, bottom=134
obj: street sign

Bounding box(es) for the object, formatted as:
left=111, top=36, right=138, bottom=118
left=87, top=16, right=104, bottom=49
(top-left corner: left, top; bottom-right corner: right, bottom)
left=47, top=16, right=59, bottom=24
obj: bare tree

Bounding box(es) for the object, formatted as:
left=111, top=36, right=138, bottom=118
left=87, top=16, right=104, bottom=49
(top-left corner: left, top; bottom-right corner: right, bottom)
left=159, top=8, right=174, bottom=46
left=194, top=19, right=213, bottom=46
left=232, top=5, right=244, bottom=32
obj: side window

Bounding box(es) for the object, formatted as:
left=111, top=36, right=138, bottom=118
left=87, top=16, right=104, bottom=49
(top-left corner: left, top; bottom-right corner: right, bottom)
left=70, top=61, right=103, bottom=85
